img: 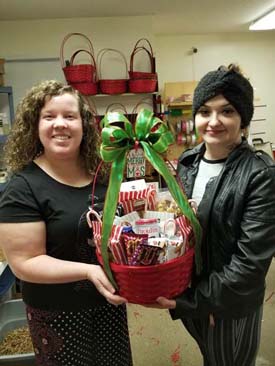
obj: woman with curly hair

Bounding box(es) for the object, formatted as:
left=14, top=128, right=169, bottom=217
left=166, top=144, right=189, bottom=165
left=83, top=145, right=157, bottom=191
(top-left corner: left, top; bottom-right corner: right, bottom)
left=0, top=80, right=132, bottom=366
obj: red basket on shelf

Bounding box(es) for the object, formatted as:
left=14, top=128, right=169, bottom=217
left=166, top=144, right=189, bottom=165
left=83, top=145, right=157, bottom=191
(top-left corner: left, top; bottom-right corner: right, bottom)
left=71, top=82, right=97, bottom=95
left=129, top=79, right=157, bottom=93
left=60, top=32, right=96, bottom=83
left=97, top=247, right=194, bottom=304
left=129, top=38, right=156, bottom=79
left=69, top=49, right=98, bottom=95
left=129, top=47, right=157, bottom=93
left=97, top=48, right=128, bottom=94
left=128, top=38, right=158, bottom=93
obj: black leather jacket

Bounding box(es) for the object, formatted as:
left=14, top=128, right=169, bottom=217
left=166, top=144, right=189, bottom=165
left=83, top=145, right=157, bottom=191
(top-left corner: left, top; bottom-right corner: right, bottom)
left=172, top=139, right=275, bottom=319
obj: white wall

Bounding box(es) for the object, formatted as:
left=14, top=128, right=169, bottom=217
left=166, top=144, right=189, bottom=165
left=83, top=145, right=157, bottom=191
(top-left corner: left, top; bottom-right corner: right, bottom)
left=0, top=17, right=274, bottom=142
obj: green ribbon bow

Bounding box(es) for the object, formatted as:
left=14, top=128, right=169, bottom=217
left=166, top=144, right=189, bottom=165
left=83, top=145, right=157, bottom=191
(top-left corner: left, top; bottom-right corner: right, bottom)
left=100, top=109, right=202, bottom=287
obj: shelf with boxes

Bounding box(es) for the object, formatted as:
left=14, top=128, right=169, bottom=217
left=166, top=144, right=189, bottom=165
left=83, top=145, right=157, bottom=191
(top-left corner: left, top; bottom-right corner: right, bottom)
left=0, top=59, right=4, bottom=88
left=163, top=81, right=200, bottom=172
left=0, top=86, right=14, bottom=191
left=0, top=86, right=14, bottom=144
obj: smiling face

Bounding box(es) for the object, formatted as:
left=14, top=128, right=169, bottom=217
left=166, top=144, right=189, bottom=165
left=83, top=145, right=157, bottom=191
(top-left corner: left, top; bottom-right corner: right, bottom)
left=38, top=93, right=83, bottom=161
left=195, top=94, right=242, bottom=159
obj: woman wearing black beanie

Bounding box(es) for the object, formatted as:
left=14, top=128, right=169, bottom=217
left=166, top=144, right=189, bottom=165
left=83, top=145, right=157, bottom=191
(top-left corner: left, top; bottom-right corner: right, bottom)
left=153, top=64, right=275, bottom=365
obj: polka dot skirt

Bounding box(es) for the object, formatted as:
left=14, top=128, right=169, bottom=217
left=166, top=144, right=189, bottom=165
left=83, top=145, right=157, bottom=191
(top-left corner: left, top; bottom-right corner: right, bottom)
left=26, top=303, right=133, bottom=366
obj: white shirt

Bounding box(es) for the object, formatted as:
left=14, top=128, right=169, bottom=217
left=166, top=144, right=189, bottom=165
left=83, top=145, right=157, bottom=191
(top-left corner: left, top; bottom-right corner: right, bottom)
left=192, top=157, right=225, bottom=206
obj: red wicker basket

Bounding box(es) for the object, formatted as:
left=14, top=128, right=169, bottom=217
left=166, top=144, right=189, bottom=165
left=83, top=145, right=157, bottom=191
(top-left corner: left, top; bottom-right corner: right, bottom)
left=97, top=247, right=194, bottom=304
left=60, top=32, right=96, bottom=83
left=130, top=38, right=156, bottom=74
left=69, top=50, right=98, bottom=95
left=128, top=46, right=157, bottom=93
left=129, top=78, right=157, bottom=93
left=129, top=46, right=156, bottom=80
left=71, top=81, right=98, bottom=95
left=97, top=48, right=128, bottom=94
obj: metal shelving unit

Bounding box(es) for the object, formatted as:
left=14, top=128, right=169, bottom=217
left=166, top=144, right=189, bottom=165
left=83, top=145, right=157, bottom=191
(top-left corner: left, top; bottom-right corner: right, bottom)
left=0, top=86, right=14, bottom=144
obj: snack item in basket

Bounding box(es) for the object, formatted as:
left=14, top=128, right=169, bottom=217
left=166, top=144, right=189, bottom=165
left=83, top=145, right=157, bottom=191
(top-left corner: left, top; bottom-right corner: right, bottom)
left=113, top=211, right=141, bottom=226
left=175, top=215, right=193, bottom=243
left=118, top=179, right=156, bottom=214
left=164, top=237, right=186, bottom=262
left=133, top=218, right=160, bottom=237
left=155, top=190, right=182, bottom=217
left=109, top=226, right=128, bottom=265
left=129, top=241, right=164, bottom=266
left=121, top=225, right=133, bottom=233
left=156, top=200, right=181, bottom=216
left=143, top=210, right=174, bottom=221
left=123, top=232, right=148, bottom=263
left=148, top=237, right=167, bottom=263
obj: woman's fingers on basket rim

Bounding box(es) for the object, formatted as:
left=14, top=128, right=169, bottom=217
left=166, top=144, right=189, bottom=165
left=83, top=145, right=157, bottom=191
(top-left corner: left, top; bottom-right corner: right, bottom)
left=156, top=296, right=176, bottom=309
left=94, top=277, right=128, bottom=305
left=106, top=293, right=128, bottom=306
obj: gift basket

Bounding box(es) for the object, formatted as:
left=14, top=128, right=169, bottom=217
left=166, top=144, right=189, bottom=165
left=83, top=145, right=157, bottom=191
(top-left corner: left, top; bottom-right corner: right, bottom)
left=87, top=109, right=202, bottom=304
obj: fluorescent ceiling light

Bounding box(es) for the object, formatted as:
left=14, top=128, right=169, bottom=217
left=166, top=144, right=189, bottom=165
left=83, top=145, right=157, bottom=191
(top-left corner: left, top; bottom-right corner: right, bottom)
left=249, top=9, right=275, bottom=30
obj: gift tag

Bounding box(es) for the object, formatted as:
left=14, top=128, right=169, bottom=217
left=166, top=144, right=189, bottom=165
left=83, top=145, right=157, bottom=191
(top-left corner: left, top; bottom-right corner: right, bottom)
left=126, top=148, right=146, bottom=178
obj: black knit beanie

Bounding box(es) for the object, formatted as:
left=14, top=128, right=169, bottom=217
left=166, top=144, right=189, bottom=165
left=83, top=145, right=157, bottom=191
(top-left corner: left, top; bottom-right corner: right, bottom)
left=192, top=66, right=254, bottom=128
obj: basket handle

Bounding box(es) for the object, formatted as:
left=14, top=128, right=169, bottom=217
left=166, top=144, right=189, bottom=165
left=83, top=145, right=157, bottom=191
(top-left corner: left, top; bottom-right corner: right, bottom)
left=130, top=46, right=154, bottom=73
left=83, top=96, right=98, bottom=117
left=131, top=97, right=153, bottom=114
left=97, top=48, right=128, bottom=79
left=131, top=103, right=153, bottom=123
left=69, top=49, right=98, bottom=82
left=131, top=98, right=153, bottom=122
left=60, top=32, right=95, bottom=68
left=133, top=38, right=154, bottom=57
left=106, top=103, right=128, bottom=115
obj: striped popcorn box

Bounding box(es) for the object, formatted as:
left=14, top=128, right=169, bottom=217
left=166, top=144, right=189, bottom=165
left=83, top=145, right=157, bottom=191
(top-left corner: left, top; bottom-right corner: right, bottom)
left=119, top=179, right=156, bottom=214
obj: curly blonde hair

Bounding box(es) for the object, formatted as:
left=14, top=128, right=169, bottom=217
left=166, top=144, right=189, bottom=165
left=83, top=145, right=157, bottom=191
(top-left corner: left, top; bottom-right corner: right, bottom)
left=4, top=80, right=107, bottom=180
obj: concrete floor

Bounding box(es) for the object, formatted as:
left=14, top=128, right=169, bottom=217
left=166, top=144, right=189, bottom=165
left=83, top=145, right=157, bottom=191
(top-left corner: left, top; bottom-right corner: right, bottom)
left=128, top=258, right=275, bottom=366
